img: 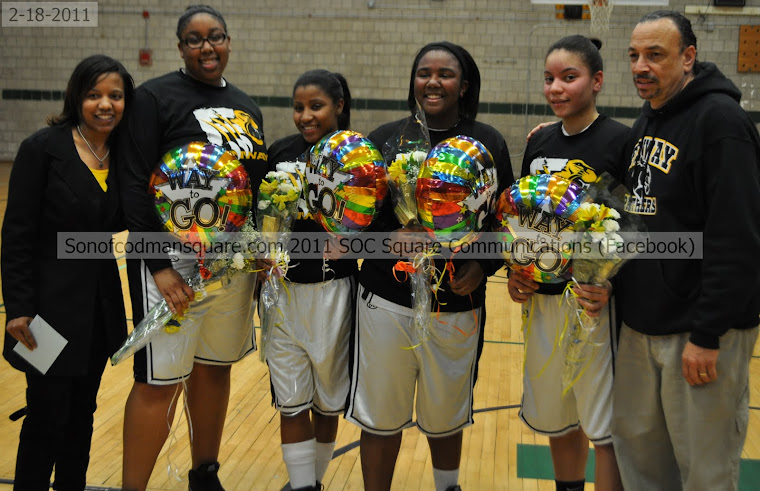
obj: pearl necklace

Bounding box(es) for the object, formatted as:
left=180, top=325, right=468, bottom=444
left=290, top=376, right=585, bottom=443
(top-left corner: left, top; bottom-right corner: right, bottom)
left=77, top=125, right=109, bottom=168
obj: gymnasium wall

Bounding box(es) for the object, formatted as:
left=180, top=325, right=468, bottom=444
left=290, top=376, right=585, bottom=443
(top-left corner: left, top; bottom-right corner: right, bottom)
left=3, top=0, right=760, bottom=177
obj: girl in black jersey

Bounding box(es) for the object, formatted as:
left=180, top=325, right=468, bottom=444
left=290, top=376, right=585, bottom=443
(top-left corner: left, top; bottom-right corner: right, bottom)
left=119, top=6, right=267, bottom=490
left=265, top=69, right=353, bottom=491
left=345, top=41, right=513, bottom=491
left=508, top=35, right=627, bottom=491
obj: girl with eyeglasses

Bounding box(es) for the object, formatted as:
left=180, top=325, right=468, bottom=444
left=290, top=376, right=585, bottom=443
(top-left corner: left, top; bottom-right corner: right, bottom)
left=118, top=5, right=267, bottom=490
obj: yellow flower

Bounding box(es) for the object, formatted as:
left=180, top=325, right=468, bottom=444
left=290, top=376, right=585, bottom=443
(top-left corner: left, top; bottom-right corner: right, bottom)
left=272, top=193, right=290, bottom=210
left=259, top=179, right=279, bottom=196
left=597, top=204, right=614, bottom=221
left=288, top=189, right=299, bottom=200
left=589, top=221, right=606, bottom=233
left=388, top=159, right=407, bottom=183
left=576, top=202, right=600, bottom=222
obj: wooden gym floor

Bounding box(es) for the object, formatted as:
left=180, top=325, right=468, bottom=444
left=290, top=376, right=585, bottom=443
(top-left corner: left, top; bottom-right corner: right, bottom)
left=0, top=160, right=758, bottom=490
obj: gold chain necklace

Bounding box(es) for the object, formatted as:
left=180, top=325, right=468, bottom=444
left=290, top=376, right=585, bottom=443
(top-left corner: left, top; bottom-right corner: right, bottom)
left=76, top=125, right=110, bottom=168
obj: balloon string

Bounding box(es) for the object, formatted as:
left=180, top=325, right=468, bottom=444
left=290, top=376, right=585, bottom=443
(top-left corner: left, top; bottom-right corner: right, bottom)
left=520, top=296, right=534, bottom=374
left=433, top=252, right=478, bottom=337
left=434, top=293, right=478, bottom=337
left=530, top=287, right=571, bottom=380
left=164, top=334, right=193, bottom=482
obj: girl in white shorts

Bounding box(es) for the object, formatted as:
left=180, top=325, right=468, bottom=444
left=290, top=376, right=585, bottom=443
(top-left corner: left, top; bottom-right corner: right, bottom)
left=509, top=35, right=630, bottom=491
left=345, top=41, right=514, bottom=491
left=265, top=69, right=355, bottom=491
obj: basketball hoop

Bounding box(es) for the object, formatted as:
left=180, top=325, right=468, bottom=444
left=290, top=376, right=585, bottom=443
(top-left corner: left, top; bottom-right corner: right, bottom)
left=589, top=0, right=614, bottom=36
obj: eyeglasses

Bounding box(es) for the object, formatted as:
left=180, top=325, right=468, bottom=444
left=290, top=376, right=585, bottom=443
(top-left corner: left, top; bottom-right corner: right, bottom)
left=183, top=32, right=227, bottom=49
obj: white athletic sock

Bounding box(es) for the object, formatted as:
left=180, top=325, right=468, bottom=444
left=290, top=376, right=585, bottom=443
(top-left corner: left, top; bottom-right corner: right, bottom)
left=281, top=439, right=317, bottom=489
left=315, top=441, right=336, bottom=482
left=433, top=467, right=459, bottom=491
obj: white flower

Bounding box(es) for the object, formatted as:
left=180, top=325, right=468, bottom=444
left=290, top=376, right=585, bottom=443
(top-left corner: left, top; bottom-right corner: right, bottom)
left=258, top=200, right=271, bottom=210
left=231, top=253, right=245, bottom=270
left=603, top=219, right=620, bottom=232
left=264, top=171, right=278, bottom=180
left=276, top=161, right=304, bottom=174
left=279, top=182, right=295, bottom=193
left=590, top=231, right=606, bottom=243
left=608, top=208, right=621, bottom=219
left=412, top=151, right=428, bottom=163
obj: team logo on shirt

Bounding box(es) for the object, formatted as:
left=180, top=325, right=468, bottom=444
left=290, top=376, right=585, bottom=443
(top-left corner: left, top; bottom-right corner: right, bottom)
left=194, top=107, right=266, bottom=161
left=530, top=157, right=598, bottom=186
left=624, top=136, right=678, bottom=215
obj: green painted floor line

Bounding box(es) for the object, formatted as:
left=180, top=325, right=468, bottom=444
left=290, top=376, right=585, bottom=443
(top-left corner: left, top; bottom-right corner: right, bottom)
left=119, top=264, right=126, bottom=270
left=517, top=443, right=596, bottom=482
left=516, top=443, right=760, bottom=489
left=483, top=340, right=524, bottom=345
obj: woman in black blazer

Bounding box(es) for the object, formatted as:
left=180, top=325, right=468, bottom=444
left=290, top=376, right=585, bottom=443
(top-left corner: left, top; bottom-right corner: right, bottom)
left=2, top=55, right=134, bottom=490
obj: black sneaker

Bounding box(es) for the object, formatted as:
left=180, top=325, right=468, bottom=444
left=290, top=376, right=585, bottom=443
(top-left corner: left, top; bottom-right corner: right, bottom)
left=188, top=461, right=225, bottom=491
left=290, top=484, right=322, bottom=491
left=289, top=482, right=323, bottom=491
left=445, top=486, right=462, bottom=491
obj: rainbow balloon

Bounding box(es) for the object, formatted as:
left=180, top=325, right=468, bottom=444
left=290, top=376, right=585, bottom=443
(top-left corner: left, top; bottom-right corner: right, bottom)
left=415, top=136, right=498, bottom=249
left=495, top=174, right=587, bottom=283
left=304, top=130, right=388, bottom=234
left=149, top=141, right=252, bottom=249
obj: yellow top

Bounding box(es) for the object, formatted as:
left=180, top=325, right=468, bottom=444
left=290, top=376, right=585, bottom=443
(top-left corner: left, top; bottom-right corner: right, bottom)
left=90, top=168, right=108, bottom=192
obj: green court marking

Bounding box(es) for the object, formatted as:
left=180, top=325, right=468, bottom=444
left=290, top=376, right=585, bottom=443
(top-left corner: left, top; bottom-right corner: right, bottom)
left=516, top=443, right=760, bottom=489
left=517, top=444, right=595, bottom=482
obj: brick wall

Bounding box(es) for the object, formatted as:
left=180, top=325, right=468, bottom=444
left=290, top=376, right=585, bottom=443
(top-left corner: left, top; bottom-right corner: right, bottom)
left=3, top=0, right=760, bottom=179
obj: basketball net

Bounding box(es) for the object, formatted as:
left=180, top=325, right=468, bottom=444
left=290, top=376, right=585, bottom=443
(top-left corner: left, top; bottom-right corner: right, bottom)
left=589, top=0, right=614, bottom=36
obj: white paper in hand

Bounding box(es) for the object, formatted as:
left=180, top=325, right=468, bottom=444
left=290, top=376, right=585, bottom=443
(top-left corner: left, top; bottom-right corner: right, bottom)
left=12, top=315, right=68, bottom=374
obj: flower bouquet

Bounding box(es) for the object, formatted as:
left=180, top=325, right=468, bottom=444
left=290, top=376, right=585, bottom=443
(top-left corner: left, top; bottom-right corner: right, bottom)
left=384, top=102, right=430, bottom=228
left=111, top=215, right=261, bottom=365
left=256, top=169, right=302, bottom=361
left=560, top=174, right=643, bottom=395
left=382, top=105, right=438, bottom=341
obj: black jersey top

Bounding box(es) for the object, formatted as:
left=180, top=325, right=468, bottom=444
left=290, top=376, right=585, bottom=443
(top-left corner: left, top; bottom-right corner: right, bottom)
left=360, top=116, right=514, bottom=312
left=521, top=115, right=629, bottom=183
left=520, top=114, right=630, bottom=295
left=267, top=133, right=358, bottom=283
left=119, top=70, right=268, bottom=274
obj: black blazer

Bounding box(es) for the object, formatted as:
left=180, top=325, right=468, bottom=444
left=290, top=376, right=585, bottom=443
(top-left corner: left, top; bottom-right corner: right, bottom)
left=2, top=124, right=127, bottom=376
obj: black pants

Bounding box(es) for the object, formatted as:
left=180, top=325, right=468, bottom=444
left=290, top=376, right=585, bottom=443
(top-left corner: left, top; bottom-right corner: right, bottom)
left=13, top=367, right=105, bottom=491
